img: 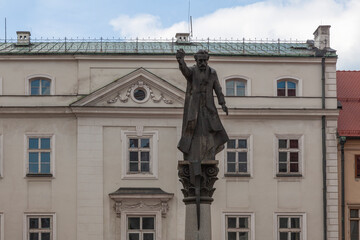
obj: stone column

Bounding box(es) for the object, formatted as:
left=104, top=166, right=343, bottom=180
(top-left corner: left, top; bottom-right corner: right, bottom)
left=178, top=160, right=219, bottom=240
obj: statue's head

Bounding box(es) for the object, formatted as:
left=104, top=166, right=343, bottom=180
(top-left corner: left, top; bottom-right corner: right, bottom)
left=194, top=50, right=209, bottom=71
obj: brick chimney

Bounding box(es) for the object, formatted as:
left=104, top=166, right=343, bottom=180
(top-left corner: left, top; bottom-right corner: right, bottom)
left=16, top=31, right=31, bottom=46
left=313, top=25, right=330, bottom=50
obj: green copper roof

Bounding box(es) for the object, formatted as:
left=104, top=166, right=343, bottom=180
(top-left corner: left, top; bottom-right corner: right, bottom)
left=0, top=39, right=337, bottom=57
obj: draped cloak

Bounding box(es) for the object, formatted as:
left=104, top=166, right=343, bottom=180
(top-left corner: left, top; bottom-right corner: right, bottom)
left=177, top=63, right=229, bottom=160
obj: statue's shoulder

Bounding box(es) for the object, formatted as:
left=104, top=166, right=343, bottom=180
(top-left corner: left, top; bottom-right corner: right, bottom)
left=209, top=66, right=217, bottom=75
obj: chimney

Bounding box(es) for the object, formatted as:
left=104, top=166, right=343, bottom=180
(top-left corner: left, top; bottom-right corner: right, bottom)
left=16, top=31, right=31, bottom=46
left=313, top=25, right=330, bottom=50
left=175, top=33, right=190, bottom=44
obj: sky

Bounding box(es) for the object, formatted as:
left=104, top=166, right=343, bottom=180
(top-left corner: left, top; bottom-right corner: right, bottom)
left=0, top=0, right=359, bottom=70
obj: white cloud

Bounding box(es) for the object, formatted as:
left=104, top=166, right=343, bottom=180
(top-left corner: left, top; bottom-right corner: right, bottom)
left=110, top=0, right=360, bottom=69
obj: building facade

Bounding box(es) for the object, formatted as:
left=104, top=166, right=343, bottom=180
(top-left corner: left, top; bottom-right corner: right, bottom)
left=0, top=26, right=338, bottom=240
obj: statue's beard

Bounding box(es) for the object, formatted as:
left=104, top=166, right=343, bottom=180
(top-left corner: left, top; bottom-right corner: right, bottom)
left=199, top=65, right=207, bottom=71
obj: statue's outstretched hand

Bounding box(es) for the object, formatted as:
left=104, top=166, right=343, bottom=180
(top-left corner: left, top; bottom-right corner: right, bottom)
left=176, top=49, right=186, bottom=61
left=222, top=104, right=228, bottom=115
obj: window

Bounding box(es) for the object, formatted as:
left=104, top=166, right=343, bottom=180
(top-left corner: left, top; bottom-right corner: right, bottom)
left=127, top=216, right=156, bottom=240
left=226, top=80, right=246, bottom=96
left=27, top=136, right=53, bottom=176
left=277, top=215, right=303, bottom=240
left=350, top=209, right=360, bottom=239
left=26, top=215, right=54, bottom=240
left=121, top=130, right=158, bottom=179
left=0, top=213, right=3, bottom=240
left=0, top=135, right=3, bottom=178
left=356, top=155, right=360, bottom=178
left=30, top=79, right=51, bottom=95
left=225, top=215, right=252, bottom=240
left=276, top=137, right=302, bottom=176
left=277, top=80, right=296, bottom=96
left=225, top=138, right=250, bottom=176
left=129, top=138, right=150, bottom=173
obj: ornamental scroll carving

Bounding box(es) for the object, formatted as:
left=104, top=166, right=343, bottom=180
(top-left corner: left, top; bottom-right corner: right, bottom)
left=107, top=80, right=173, bottom=104
left=113, top=200, right=170, bottom=218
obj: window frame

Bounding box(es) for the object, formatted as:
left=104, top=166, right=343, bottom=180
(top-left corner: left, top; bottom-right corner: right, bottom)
left=23, top=213, right=56, bottom=240
left=121, top=211, right=162, bottom=240
left=25, top=74, right=55, bottom=95
left=126, top=215, right=156, bottom=240
left=0, top=213, right=4, bottom=240
left=274, top=135, right=304, bottom=177
left=24, top=134, right=55, bottom=178
left=355, top=155, right=360, bottom=178
left=0, top=134, right=3, bottom=178
left=222, top=212, right=255, bottom=240
left=224, top=135, right=253, bottom=177
left=274, top=77, right=302, bottom=97
left=223, top=76, right=251, bottom=97
left=274, top=213, right=306, bottom=240
left=121, top=130, right=159, bottom=180
left=349, top=207, right=360, bottom=239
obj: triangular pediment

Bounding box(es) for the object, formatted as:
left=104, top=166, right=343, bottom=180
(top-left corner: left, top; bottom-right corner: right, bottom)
left=71, top=68, right=185, bottom=107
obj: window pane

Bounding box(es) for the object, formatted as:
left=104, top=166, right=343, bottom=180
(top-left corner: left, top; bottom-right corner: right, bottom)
left=277, top=81, right=286, bottom=88
left=239, top=232, right=248, bottom=240
left=142, top=217, right=155, bottom=229
left=277, top=89, right=286, bottom=96
left=41, top=138, right=50, bottom=149
left=129, top=233, right=139, bottom=240
left=351, top=220, right=359, bottom=240
left=130, top=152, right=138, bottom=161
left=29, top=152, right=39, bottom=163
left=236, top=81, right=246, bottom=96
left=143, top=233, right=154, bottom=240
left=279, top=232, right=288, bottom=240
left=141, top=152, right=150, bottom=162
left=29, top=218, right=39, bottom=229
left=287, top=81, right=296, bottom=89
left=41, top=152, right=50, bottom=163
left=128, top=217, right=140, bottom=229
left=239, top=163, right=247, bottom=173
left=30, top=80, right=40, bottom=95
left=279, top=217, right=288, bottom=228
left=141, top=163, right=150, bottom=172
left=227, top=163, right=236, bottom=173
left=30, top=233, right=39, bottom=240
left=29, top=138, right=39, bottom=149
left=290, top=152, right=298, bottom=162
left=238, top=152, right=247, bottom=162
left=41, top=232, right=51, bottom=240
left=226, top=81, right=235, bottom=96
left=41, top=80, right=51, bottom=95
left=239, top=217, right=248, bottom=228
left=291, top=232, right=300, bottom=240
left=141, top=138, right=150, bottom=148
left=289, top=140, right=298, bottom=149
left=290, top=163, right=299, bottom=173
left=279, top=139, right=287, bottom=148
left=238, top=139, right=247, bottom=149
left=129, top=139, right=138, bottom=148
left=29, top=163, right=39, bottom=173
left=41, top=218, right=51, bottom=228
left=130, top=163, right=138, bottom=172
left=279, top=163, right=287, bottom=172
left=279, top=152, right=287, bottom=162
left=227, top=217, right=236, bottom=228
left=357, top=156, right=360, bottom=177
left=41, top=163, right=51, bottom=174
left=227, top=152, right=236, bottom=162
left=291, top=218, right=300, bottom=228
left=227, top=140, right=236, bottom=149
left=288, top=89, right=296, bottom=96
left=350, top=209, right=359, bottom=218
left=228, top=232, right=236, bottom=240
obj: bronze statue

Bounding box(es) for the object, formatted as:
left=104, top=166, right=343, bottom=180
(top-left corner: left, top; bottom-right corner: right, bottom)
left=176, top=49, right=229, bottom=161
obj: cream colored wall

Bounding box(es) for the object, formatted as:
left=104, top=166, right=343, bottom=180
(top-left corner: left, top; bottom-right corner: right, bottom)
left=0, top=117, right=77, bottom=240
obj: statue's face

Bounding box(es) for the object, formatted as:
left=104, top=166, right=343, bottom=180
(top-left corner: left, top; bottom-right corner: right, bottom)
left=196, top=56, right=208, bottom=71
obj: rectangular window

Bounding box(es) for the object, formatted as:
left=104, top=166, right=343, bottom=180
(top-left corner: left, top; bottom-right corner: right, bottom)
left=226, top=215, right=251, bottom=240
left=127, top=216, right=156, bottom=240
left=225, top=137, right=250, bottom=176
left=277, top=137, right=302, bottom=176
left=27, top=136, right=52, bottom=176
left=26, top=215, right=53, bottom=240
left=277, top=215, right=302, bottom=240
left=356, top=155, right=360, bottom=178
left=0, top=134, right=3, bottom=178
left=350, top=209, right=360, bottom=240
left=129, top=138, right=150, bottom=173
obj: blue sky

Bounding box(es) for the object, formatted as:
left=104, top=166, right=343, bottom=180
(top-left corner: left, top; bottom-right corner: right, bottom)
left=1, top=0, right=359, bottom=70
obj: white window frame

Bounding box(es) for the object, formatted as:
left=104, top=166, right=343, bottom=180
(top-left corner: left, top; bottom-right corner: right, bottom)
left=274, top=134, right=304, bottom=177
left=23, top=213, right=56, bottom=240
left=274, top=76, right=302, bottom=97
left=25, top=74, right=55, bottom=95
left=121, top=130, right=158, bottom=179
left=121, top=211, right=161, bottom=240
left=0, top=134, right=3, bottom=178
left=274, top=213, right=306, bottom=240
left=0, top=213, right=4, bottom=240
left=223, top=75, right=251, bottom=96
left=24, top=134, right=55, bottom=177
left=0, top=76, right=3, bottom=95
left=348, top=206, right=360, bottom=240
left=224, top=135, right=253, bottom=177
left=222, top=212, right=255, bottom=240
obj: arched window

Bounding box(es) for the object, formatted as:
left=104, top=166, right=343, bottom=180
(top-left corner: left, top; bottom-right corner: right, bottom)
left=277, top=80, right=297, bottom=96
left=30, top=78, right=51, bottom=95
left=226, top=79, right=247, bottom=96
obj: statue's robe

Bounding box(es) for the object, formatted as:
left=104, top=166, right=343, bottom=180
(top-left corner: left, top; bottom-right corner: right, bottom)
left=177, top=63, right=229, bottom=161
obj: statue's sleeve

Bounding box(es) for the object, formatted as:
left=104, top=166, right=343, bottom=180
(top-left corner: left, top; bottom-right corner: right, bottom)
left=213, top=71, right=226, bottom=105
left=178, top=61, right=193, bottom=81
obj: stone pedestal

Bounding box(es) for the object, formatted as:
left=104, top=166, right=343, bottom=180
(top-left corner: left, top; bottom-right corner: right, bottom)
left=178, top=160, right=219, bottom=240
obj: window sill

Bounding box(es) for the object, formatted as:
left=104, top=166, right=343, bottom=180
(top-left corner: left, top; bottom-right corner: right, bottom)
left=26, top=173, right=53, bottom=178
left=224, top=173, right=251, bottom=178
left=276, top=173, right=302, bottom=178
left=122, top=173, right=158, bottom=180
